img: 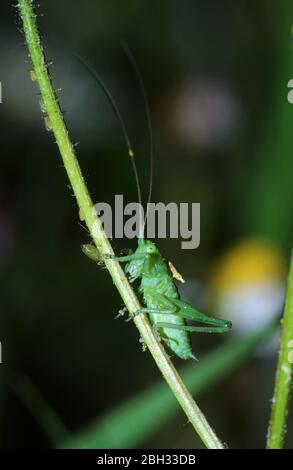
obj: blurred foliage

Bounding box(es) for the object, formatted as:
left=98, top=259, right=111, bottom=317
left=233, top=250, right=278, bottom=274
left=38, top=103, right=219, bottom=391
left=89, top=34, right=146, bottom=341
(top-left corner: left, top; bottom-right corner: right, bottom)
left=0, top=0, right=292, bottom=448
left=61, top=323, right=274, bottom=449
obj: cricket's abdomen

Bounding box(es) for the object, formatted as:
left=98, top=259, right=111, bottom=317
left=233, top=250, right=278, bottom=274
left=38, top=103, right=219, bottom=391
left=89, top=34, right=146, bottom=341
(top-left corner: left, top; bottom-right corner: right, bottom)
left=140, top=256, right=194, bottom=360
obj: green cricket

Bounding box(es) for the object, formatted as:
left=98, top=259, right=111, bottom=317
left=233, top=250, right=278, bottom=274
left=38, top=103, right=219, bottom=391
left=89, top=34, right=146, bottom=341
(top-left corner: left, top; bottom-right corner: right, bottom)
left=81, top=45, right=232, bottom=360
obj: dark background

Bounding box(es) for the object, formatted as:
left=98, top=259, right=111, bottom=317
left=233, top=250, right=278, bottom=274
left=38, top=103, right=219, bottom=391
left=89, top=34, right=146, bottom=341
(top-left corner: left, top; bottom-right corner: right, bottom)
left=0, top=0, right=293, bottom=448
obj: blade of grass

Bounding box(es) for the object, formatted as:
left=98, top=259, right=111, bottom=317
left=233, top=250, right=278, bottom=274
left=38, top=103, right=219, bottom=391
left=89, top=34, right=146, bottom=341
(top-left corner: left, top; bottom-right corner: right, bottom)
left=18, top=0, right=225, bottom=448
left=61, top=323, right=274, bottom=449
left=267, top=250, right=293, bottom=448
left=11, top=376, right=68, bottom=446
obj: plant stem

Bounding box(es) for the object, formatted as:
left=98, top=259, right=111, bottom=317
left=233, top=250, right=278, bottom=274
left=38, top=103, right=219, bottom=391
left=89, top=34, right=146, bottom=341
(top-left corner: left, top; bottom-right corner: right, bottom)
left=267, top=250, right=293, bottom=448
left=18, top=0, right=225, bottom=449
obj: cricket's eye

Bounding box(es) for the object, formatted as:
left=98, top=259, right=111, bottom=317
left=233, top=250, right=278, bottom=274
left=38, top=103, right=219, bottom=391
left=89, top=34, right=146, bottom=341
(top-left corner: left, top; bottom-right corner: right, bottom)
left=146, top=246, right=154, bottom=253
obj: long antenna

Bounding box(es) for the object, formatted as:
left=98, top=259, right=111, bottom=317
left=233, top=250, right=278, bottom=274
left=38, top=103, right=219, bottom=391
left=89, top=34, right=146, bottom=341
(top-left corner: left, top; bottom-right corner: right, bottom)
left=77, top=55, right=143, bottom=213
left=121, top=40, right=154, bottom=226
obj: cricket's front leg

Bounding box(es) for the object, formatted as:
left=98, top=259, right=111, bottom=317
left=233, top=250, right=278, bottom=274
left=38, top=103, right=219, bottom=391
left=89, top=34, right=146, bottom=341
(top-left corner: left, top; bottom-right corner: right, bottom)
left=81, top=244, right=106, bottom=263
left=81, top=244, right=146, bottom=263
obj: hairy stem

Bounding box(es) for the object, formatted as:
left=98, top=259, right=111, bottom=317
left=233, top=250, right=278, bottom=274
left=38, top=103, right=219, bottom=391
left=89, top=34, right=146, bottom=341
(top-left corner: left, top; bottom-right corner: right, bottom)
left=267, top=250, right=293, bottom=448
left=18, top=0, right=225, bottom=449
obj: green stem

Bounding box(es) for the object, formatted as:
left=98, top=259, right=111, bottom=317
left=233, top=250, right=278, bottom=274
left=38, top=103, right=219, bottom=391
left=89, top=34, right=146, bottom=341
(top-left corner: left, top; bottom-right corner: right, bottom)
left=18, top=0, right=225, bottom=449
left=267, top=250, right=293, bottom=448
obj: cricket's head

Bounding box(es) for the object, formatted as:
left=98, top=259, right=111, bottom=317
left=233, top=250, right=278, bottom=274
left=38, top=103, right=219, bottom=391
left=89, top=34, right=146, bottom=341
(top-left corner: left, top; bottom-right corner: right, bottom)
left=125, top=239, right=158, bottom=281
left=137, top=239, right=159, bottom=256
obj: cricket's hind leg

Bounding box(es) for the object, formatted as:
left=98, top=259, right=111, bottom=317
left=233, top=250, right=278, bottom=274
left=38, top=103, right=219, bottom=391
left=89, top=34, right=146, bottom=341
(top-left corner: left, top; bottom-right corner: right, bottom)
left=150, top=292, right=232, bottom=333
left=152, top=322, right=231, bottom=334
